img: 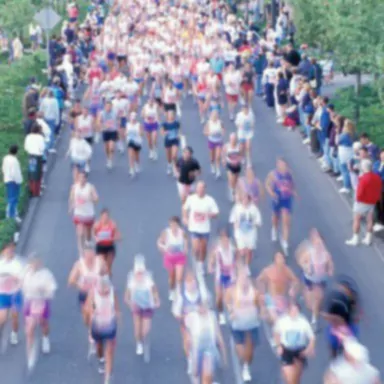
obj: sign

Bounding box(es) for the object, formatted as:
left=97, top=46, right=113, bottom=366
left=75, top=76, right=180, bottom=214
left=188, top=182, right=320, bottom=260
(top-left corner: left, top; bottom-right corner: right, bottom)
left=34, top=7, right=61, bottom=31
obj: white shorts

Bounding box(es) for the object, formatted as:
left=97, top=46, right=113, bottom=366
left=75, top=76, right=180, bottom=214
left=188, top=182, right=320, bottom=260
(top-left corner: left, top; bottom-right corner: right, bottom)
left=177, top=182, right=195, bottom=199
left=234, top=230, right=257, bottom=250
left=237, top=130, right=253, bottom=142
left=353, top=202, right=375, bottom=216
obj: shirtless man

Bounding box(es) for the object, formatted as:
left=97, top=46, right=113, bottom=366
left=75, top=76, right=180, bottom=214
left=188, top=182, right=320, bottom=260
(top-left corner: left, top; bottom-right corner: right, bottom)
left=256, top=252, right=299, bottom=340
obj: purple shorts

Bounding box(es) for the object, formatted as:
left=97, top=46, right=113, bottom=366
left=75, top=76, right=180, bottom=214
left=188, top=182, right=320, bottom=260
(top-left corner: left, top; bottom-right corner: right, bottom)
left=24, top=299, right=51, bottom=320
left=208, top=140, right=223, bottom=150
left=133, top=307, right=154, bottom=318
left=89, top=104, right=100, bottom=117
left=144, top=122, right=159, bottom=132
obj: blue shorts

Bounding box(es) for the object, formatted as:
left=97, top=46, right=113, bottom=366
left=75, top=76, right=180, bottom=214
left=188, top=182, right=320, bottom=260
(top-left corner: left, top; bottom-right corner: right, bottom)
left=190, top=232, right=210, bottom=240
left=0, top=291, right=23, bottom=311
left=231, top=327, right=259, bottom=345
left=327, top=323, right=359, bottom=353
left=120, top=117, right=127, bottom=128
left=303, top=273, right=327, bottom=290
left=174, top=82, right=184, bottom=90
left=190, top=75, right=198, bottom=83
left=89, top=104, right=100, bottom=117
left=272, top=198, right=293, bottom=214
left=134, top=78, right=143, bottom=84
left=71, top=160, right=87, bottom=172
left=78, top=292, right=87, bottom=305
left=217, top=274, right=232, bottom=289
left=91, top=320, right=117, bottom=342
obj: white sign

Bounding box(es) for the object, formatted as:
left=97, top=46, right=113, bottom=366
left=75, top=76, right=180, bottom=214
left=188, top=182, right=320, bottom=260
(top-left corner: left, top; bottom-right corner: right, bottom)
left=34, top=7, right=62, bottom=31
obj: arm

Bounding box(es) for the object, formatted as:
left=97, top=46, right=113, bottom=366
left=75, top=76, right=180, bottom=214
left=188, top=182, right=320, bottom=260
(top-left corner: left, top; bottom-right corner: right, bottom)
left=90, top=185, right=99, bottom=203
left=156, top=230, right=167, bottom=253
left=68, top=185, right=75, bottom=214
left=68, top=262, right=79, bottom=287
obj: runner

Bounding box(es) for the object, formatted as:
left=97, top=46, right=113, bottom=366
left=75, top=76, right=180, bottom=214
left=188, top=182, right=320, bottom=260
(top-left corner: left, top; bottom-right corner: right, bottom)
left=183, top=181, right=219, bottom=275
left=126, top=111, right=143, bottom=177
left=142, top=96, right=160, bottom=160
left=163, top=79, right=178, bottom=115
left=265, top=157, right=297, bottom=256
left=0, top=242, right=24, bottom=348
left=208, top=228, right=236, bottom=325
left=274, top=301, right=316, bottom=384
left=296, top=228, right=334, bottom=329
left=22, top=259, right=57, bottom=370
left=161, top=110, right=181, bottom=176
left=230, top=193, right=262, bottom=274
left=222, top=133, right=243, bottom=202
left=225, top=264, right=262, bottom=382
left=125, top=255, right=160, bottom=360
left=240, top=62, right=255, bottom=106
left=196, top=75, right=208, bottom=123
left=256, top=252, right=299, bottom=340
left=124, top=75, right=140, bottom=113
left=69, top=171, right=98, bottom=255
left=204, top=110, right=224, bottom=179
left=175, top=146, right=201, bottom=204
left=237, top=168, right=264, bottom=205
left=157, top=216, right=188, bottom=301
left=85, top=275, right=120, bottom=384
left=235, top=104, right=255, bottom=168
left=93, top=209, right=121, bottom=276
left=75, top=106, right=94, bottom=146
left=97, top=101, right=118, bottom=169
left=223, top=63, right=241, bottom=120
left=112, top=90, right=130, bottom=154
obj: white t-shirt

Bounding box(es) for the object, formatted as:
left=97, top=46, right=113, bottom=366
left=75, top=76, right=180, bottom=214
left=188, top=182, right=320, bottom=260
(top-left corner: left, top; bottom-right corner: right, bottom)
left=230, top=203, right=262, bottom=234
left=184, top=194, right=219, bottom=234
left=235, top=110, right=255, bottom=133
left=275, top=314, right=314, bottom=350
left=0, top=257, right=25, bottom=295
left=69, top=138, right=92, bottom=163
left=224, top=71, right=242, bottom=95
left=23, top=268, right=57, bottom=300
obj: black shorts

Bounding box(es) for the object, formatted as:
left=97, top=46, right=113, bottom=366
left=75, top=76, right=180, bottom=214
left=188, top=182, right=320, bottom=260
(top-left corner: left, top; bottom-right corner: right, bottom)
left=103, top=131, right=118, bottom=142
left=226, top=163, right=241, bottom=174
left=163, top=103, right=176, bottom=112
left=127, top=141, right=142, bottom=151
left=155, top=97, right=162, bottom=106
left=95, top=243, right=116, bottom=256
left=164, top=137, right=179, bottom=148
left=281, top=347, right=307, bottom=367
left=117, top=55, right=127, bottom=62
left=85, top=137, right=94, bottom=146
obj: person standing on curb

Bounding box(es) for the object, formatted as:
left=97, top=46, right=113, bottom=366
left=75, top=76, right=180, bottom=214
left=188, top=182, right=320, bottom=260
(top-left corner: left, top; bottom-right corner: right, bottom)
left=1, top=145, right=23, bottom=223
left=373, top=149, right=384, bottom=233
left=39, top=91, right=60, bottom=154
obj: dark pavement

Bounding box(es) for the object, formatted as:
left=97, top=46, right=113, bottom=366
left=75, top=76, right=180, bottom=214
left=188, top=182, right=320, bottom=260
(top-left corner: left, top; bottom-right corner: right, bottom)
left=1, top=74, right=383, bottom=384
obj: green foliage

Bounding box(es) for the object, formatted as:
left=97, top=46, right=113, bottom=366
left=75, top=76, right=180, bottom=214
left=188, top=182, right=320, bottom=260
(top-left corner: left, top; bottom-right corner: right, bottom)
left=0, top=0, right=35, bottom=37
left=333, top=85, right=384, bottom=147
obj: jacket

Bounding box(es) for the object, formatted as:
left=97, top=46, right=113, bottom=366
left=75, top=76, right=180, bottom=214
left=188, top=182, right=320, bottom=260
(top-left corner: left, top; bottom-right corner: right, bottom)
left=356, top=172, right=382, bottom=205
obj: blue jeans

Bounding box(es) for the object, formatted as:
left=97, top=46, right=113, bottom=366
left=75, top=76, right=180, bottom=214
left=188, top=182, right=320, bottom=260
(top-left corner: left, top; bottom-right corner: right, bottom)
left=5, top=182, right=20, bottom=219
left=322, top=138, right=332, bottom=168
left=304, top=114, right=312, bottom=138
left=339, top=162, right=352, bottom=189
left=331, top=151, right=340, bottom=173
left=255, top=74, right=263, bottom=95
left=46, top=119, right=56, bottom=150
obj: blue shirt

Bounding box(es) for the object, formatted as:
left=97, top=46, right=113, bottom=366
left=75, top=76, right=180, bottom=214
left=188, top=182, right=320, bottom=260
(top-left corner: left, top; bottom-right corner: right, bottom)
left=338, top=133, right=354, bottom=147
left=50, top=86, right=65, bottom=110
left=162, top=121, right=180, bottom=140
left=210, top=58, right=224, bottom=74
left=320, top=107, right=331, bottom=135
left=373, top=160, right=384, bottom=181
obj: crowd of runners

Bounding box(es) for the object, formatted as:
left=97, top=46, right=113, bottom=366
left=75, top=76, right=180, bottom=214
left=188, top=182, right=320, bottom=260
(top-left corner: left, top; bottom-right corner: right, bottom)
left=0, top=0, right=382, bottom=383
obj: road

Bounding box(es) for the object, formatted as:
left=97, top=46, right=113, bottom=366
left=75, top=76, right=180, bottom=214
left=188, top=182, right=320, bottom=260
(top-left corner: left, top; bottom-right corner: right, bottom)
left=1, top=76, right=384, bottom=384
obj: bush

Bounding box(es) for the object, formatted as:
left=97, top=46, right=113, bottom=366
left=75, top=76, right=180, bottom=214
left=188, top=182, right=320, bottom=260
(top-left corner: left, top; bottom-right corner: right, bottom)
left=332, top=85, right=384, bottom=147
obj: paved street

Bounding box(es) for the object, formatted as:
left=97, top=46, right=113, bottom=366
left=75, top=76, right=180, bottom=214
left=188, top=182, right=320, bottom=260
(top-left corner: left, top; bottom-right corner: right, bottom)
left=1, top=77, right=384, bottom=383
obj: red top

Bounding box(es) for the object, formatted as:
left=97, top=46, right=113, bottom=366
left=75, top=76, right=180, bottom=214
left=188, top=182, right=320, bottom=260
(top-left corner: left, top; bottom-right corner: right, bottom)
left=88, top=67, right=102, bottom=84
left=94, top=220, right=117, bottom=246
left=356, top=172, right=382, bottom=204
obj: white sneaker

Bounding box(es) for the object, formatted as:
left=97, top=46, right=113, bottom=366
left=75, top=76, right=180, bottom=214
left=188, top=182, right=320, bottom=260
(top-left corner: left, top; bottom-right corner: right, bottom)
left=136, top=342, right=144, bottom=355
left=168, top=290, right=175, bottom=301
left=219, top=312, right=226, bottom=325
left=152, top=150, right=158, bottom=161
left=48, top=148, right=57, bottom=154
left=373, top=223, right=384, bottom=232
left=149, top=150, right=154, bottom=160
left=187, top=356, right=193, bottom=375
left=215, top=170, right=221, bottom=179
left=281, top=240, right=289, bottom=256
left=42, top=336, right=50, bottom=354
left=345, top=234, right=359, bottom=246
left=196, top=262, right=205, bottom=276
left=106, top=159, right=112, bottom=169
left=339, top=187, right=350, bottom=194
left=271, top=227, right=278, bottom=242
left=98, top=359, right=105, bottom=374
left=362, top=233, right=373, bottom=246
left=129, top=168, right=135, bottom=177
left=302, top=138, right=310, bottom=144
left=277, top=118, right=283, bottom=124
left=15, top=216, right=22, bottom=224
left=336, top=175, right=343, bottom=182
left=95, top=132, right=101, bottom=144
left=27, top=342, right=38, bottom=372
left=200, top=117, right=205, bottom=124
left=135, top=163, right=141, bottom=173
left=10, top=331, right=18, bottom=345
left=242, top=364, right=252, bottom=382
left=167, top=164, right=172, bottom=175
left=85, top=163, right=90, bottom=173
left=210, top=164, right=216, bottom=174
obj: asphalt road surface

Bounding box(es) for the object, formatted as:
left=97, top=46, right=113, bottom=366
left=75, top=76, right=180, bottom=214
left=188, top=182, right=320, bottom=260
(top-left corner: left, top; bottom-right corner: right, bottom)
left=1, top=77, right=383, bottom=384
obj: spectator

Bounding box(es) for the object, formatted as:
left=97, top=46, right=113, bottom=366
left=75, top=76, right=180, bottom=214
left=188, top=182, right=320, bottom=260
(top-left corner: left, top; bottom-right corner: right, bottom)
left=262, top=61, right=277, bottom=107
left=298, top=53, right=311, bottom=79
left=1, top=145, right=22, bottom=222
left=309, top=58, right=323, bottom=95
left=330, top=114, right=344, bottom=177
left=24, top=124, right=45, bottom=197
left=360, top=132, right=380, bottom=161
left=348, top=143, right=363, bottom=192
left=283, top=42, right=301, bottom=67
left=289, top=68, right=301, bottom=104
left=346, top=159, right=382, bottom=246
left=50, top=76, right=66, bottom=132
left=275, top=70, right=288, bottom=123
left=39, top=90, right=60, bottom=153
left=29, top=23, right=39, bottom=51
left=253, top=48, right=267, bottom=96
left=373, top=149, right=384, bottom=233
left=317, top=97, right=332, bottom=169
left=337, top=119, right=356, bottom=194
left=23, top=107, right=38, bottom=136
left=22, top=83, right=39, bottom=120
left=11, top=36, right=23, bottom=61
left=300, top=83, right=315, bottom=142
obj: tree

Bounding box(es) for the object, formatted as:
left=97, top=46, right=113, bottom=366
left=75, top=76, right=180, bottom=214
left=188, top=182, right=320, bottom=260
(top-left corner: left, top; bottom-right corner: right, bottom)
left=0, top=0, right=35, bottom=37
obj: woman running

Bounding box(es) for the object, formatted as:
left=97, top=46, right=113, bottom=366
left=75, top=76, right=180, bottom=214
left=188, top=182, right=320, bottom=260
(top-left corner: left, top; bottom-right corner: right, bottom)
left=142, top=97, right=160, bottom=161
left=186, top=300, right=227, bottom=384
left=208, top=228, right=236, bottom=325
left=67, top=130, right=93, bottom=182
left=237, top=168, right=264, bottom=205
left=125, top=75, right=140, bottom=113
left=230, top=193, right=262, bottom=275
left=112, top=90, right=130, bottom=154
left=223, top=63, right=241, bottom=120
left=86, top=276, right=120, bottom=384
left=274, top=301, right=316, bottom=384
left=204, top=110, right=224, bottom=179
left=170, top=55, right=183, bottom=116
left=125, top=255, right=160, bottom=359
left=126, top=111, right=143, bottom=177
left=241, top=62, right=255, bottom=106
left=265, top=157, right=296, bottom=256
left=157, top=216, right=188, bottom=301
left=163, top=80, right=178, bottom=115
left=222, top=133, right=243, bottom=202
left=93, top=209, right=121, bottom=276
left=296, top=228, right=334, bottom=329
left=196, top=75, right=208, bottom=123
left=235, top=104, right=255, bottom=168
left=23, top=259, right=57, bottom=370
left=75, top=106, right=94, bottom=146
left=225, top=265, right=262, bottom=382
left=68, top=246, right=106, bottom=355
left=69, top=171, right=98, bottom=255
left=97, top=101, right=118, bottom=169
left=205, top=85, right=223, bottom=116
left=161, top=110, right=181, bottom=176
left=0, top=242, right=24, bottom=348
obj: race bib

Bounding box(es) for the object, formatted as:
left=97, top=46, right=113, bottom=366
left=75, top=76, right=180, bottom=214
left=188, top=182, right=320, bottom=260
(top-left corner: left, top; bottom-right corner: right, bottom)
left=193, top=212, right=207, bottom=223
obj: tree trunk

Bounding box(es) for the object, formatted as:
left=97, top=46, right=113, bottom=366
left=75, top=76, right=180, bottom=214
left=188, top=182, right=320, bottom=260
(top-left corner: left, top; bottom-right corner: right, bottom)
left=354, top=71, right=362, bottom=123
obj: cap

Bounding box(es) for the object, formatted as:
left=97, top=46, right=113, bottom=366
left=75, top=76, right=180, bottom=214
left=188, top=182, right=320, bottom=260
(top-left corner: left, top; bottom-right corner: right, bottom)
left=344, top=338, right=369, bottom=363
